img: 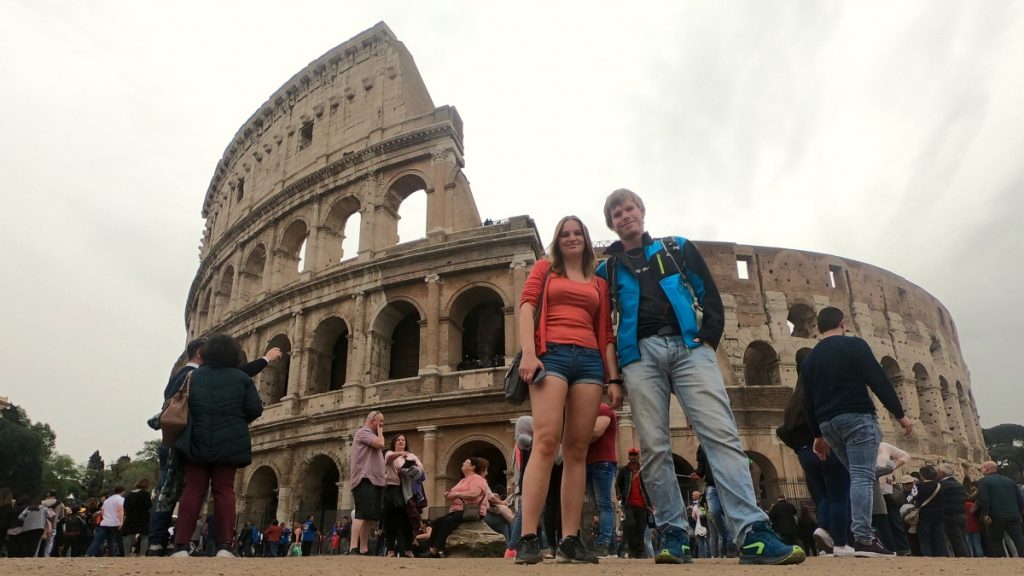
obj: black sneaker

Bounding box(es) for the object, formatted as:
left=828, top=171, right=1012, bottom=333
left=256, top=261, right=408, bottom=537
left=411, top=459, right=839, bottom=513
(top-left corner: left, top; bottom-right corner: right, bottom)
left=515, top=533, right=543, bottom=565
left=852, top=538, right=895, bottom=558
left=556, top=535, right=599, bottom=564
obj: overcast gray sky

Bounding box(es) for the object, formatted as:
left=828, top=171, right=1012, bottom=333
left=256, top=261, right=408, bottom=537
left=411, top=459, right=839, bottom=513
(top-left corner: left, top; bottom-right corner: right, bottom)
left=1, top=0, right=1021, bottom=464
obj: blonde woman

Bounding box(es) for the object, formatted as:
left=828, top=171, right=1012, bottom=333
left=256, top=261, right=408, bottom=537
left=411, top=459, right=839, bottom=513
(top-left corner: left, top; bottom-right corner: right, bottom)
left=515, top=216, right=621, bottom=564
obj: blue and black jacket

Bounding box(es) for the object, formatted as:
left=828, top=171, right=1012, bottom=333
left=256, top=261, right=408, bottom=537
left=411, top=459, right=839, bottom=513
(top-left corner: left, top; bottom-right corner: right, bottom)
left=597, top=233, right=724, bottom=368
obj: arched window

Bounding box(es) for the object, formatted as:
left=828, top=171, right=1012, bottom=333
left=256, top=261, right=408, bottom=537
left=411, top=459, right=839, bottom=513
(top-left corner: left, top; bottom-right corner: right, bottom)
left=786, top=303, right=816, bottom=338
left=381, top=174, right=429, bottom=248
left=322, top=196, right=361, bottom=263
left=239, top=244, right=266, bottom=303
left=215, top=266, right=234, bottom=321
left=448, top=286, right=506, bottom=370
left=743, top=341, right=780, bottom=386
left=370, top=301, right=422, bottom=381
left=310, top=316, right=349, bottom=394
left=277, top=219, right=309, bottom=284
left=262, top=335, right=291, bottom=404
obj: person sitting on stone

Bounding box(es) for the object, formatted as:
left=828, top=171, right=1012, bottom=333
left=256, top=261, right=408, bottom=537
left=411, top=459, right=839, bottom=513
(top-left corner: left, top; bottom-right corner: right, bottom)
left=425, top=456, right=490, bottom=557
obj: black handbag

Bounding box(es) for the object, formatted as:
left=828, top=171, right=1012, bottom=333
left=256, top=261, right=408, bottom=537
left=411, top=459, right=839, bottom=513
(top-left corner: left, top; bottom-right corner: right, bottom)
left=503, top=268, right=551, bottom=403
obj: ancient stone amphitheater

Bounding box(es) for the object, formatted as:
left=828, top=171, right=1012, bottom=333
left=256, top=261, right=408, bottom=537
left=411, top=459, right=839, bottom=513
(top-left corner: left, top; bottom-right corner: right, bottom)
left=180, top=23, right=985, bottom=527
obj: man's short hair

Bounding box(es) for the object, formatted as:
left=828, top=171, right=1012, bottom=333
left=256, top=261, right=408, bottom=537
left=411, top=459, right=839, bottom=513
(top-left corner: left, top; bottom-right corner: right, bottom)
left=938, top=463, right=957, bottom=478
left=603, top=188, right=645, bottom=229
left=919, top=465, right=938, bottom=481
left=186, top=337, right=208, bottom=361
left=816, top=307, right=844, bottom=332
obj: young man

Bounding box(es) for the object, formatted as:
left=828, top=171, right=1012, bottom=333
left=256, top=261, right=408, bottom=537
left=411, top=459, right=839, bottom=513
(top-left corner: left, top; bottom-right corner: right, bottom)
left=598, top=188, right=804, bottom=565
left=615, top=448, right=650, bottom=559
left=802, top=306, right=913, bottom=557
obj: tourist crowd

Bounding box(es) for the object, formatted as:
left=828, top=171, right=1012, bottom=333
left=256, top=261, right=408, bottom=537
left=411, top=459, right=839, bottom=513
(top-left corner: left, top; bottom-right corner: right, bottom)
left=2, top=190, right=1022, bottom=563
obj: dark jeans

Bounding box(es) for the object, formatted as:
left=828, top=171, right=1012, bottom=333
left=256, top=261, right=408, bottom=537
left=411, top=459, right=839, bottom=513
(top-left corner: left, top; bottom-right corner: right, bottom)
left=918, top=519, right=949, bottom=557
left=943, top=513, right=969, bottom=557
left=796, top=446, right=851, bottom=547
left=622, top=505, right=648, bottom=558
left=986, top=517, right=1024, bottom=557
left=428, top=511, right=463, bottom=552
left=85, top=525, right=123, bottom=557
left=884, top=493, right=910, bottom=553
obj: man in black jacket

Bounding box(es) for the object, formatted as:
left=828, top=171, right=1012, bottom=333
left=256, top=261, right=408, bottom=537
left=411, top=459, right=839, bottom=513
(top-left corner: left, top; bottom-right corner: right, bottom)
left=937, top=463, right=969, bottom=557
left=616, top=449, right=650, bottom=559
left=802, top=307, right=912, bottom=558
left=145, top=338, right=282, bottom=556
left=977, top=460, right=1024, bottom=557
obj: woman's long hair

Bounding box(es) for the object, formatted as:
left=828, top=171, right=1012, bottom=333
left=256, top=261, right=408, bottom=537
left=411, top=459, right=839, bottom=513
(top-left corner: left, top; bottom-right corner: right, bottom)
left=546, top=215, right=596, bottom=278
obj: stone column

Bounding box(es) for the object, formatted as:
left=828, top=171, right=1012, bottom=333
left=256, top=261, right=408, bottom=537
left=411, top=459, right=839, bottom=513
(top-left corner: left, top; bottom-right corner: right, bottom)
left=418, top=426, right=438, bottom=510
left=276, top=449, right=295, bottom=523
left=763, top=291, right=789, bottom=340
left=306, top=199, right=322, bottom=271
left=284, top=310, right=306, bottom=414
left=508, top=258, right=530, bottom=362
left=428, top=147, right=455, bottom=234
left=424, top=274, right=442, bottom=371
left=616, top=411, right=636, bottom=462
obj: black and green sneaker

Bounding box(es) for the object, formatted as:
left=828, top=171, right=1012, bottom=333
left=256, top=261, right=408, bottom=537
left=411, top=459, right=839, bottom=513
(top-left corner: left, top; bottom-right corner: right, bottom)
left=654, top=527, right=693, bottom=564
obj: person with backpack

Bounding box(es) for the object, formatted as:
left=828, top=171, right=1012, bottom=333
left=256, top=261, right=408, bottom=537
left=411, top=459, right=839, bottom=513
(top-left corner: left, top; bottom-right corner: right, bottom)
left=597, top=189, right=804, bottom=566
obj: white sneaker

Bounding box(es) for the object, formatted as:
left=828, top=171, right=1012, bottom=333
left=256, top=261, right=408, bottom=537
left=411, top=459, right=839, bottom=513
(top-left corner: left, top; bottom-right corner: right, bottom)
left=832, top=545, right=855, bottom=557
left=215, top=548, right=237, bottom=558
left=169, top=549, right=190, bottom=558
left=813, top=527, right=834, bottom=553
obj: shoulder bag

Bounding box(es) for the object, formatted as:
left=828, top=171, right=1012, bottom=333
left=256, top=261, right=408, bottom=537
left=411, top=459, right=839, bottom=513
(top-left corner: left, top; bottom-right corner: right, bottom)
left=159, top=370, right=193, bottom=447
left=503, top=268, right=551, bottom=403
left=902, top=482, right=941, bottom=525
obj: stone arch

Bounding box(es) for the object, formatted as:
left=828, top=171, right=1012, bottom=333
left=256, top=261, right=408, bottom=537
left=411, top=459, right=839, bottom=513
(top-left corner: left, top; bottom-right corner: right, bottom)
left=370, top=299, right=423, bottom=381
left=882, top=356, right=918, bottom=420
left=277, top=217, right=309, bottom=284
left=295, top=454, right=342, bottom=530
left=243, top=465, right=280, bottom=524
left=214, top=265, right=235, bottom=321
left=786, top=303, right=817, bottom=339
left=261, top=334, right=292, bottom=404
left=940, top=376, right=968, bottom=448
left=743, top=341, right=781, bottom=386
left=957, top=381, right=980, bottom=452
left=321, top=195, right=361, bottom=264
left=380, top=172, right=429, bottom=248
left=746, top=451, right=781, bottom=504
left=239, top=243, right=267, bottom=303
left=198, top=286, right=213, bottom=333
left=673, top=454, right=699, bottom=497
left=309, top=315, right=350, bottom=394
left=913, top=363, right=944, bottom=437
left=443, top=437, right=509, bottom=495
left=447, top=284, right=507, bottom=369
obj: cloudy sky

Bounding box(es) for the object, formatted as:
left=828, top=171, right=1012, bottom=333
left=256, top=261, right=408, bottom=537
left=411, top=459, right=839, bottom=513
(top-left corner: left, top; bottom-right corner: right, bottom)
left=1, top=0, right=1021, bottom=464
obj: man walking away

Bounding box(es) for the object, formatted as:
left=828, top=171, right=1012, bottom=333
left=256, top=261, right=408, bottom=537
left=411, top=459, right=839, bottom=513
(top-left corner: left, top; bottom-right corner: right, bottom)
left=802, top=307, right=912, bottom=558
left=937, top=463, right=969, bottom=557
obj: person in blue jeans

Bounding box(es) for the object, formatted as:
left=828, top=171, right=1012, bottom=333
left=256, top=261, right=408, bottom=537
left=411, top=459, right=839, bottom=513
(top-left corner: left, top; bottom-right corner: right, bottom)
left=597, top=188, right=804, bottom=565
left=802, top=306, right=913, bottom=558
left=585, top=402, right=618, bottom=557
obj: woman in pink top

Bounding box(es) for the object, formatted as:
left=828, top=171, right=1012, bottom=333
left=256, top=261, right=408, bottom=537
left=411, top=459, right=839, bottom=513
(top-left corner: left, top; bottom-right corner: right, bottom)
left=425, top=457, right=490, bottom=557
left=515, top=216, right=622, bottom=564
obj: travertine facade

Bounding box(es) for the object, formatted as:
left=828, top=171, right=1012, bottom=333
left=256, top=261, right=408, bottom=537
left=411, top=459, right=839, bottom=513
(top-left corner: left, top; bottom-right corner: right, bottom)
left=181, top=23, right=985, bottom=526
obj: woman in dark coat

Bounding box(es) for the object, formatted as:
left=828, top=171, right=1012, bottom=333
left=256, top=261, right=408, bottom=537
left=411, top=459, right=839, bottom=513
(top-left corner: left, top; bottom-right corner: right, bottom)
left=170, top=333, right=263, bottom=558
left=121, top=478, right=151, bottom=555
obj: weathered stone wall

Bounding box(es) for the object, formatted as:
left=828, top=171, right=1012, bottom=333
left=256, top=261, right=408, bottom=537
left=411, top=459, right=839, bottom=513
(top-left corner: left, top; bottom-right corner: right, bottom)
left=183, top=23, right=985, bottom=527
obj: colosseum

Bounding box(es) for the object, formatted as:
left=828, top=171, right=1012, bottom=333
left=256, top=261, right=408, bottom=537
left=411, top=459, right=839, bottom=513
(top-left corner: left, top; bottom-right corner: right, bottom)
left=180, top=22, right=986, bottom=529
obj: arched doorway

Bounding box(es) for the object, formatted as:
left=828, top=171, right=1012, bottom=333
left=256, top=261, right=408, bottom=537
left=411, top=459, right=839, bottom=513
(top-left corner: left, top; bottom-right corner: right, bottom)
left=745, top=451, right=780, bottom=505
left=744, top=341, right=781, bottom=386
left=262, top=334, right=291, bottom=404
left=445, top=440, right=508, bottom=496
left=370, top=301, right=422, bottom=381
left=309, top=316, right=349, bottom=394
left=448, top=286, right=506, bottom=369
left=243, top=466, right=279, bottom=527
left=296, top=454, right=341, bottom=544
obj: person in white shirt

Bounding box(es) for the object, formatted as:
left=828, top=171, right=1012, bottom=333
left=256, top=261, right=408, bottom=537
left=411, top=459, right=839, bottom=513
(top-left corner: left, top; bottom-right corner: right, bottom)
left=85, top=486, right=125, bottom=556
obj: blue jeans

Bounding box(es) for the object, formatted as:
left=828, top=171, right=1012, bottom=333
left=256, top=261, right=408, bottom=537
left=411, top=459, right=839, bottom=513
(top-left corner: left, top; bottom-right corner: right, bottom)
left=623, top=337, right=768, bottom=545
left=818, top=412, right=881, bottom=544
left=586, top=461, right=617, bottom=547
left=967, top=532, right=984, bottom=557
left=85, top=525, right=123, bottom=557
left=796, top=446, right=850, bottom=547
left=918, top=520, right=949, bottom=557
left=705, top=485, right=733, bottom=548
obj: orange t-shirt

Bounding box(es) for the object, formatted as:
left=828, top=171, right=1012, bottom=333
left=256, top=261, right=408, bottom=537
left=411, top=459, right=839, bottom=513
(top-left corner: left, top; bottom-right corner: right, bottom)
left=545, top=276, right=601, bottom=348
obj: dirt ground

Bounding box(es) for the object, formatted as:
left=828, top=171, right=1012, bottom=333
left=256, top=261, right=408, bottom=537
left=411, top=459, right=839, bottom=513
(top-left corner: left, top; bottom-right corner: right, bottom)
left=2, top=555, right=1022, bottom=576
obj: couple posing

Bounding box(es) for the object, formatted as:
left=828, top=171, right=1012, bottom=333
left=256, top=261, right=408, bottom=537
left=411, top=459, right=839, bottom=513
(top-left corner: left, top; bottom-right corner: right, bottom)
left=514, top=189, right=806, bottom=565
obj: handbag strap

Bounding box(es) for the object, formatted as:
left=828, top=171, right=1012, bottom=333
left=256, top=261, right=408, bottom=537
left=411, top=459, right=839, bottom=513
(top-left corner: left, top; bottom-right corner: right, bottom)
left=532, top=269, right=552, bottom=329
left=180, top=370, right=193, bottom=394
left=919, top=482, right=942, bottom=508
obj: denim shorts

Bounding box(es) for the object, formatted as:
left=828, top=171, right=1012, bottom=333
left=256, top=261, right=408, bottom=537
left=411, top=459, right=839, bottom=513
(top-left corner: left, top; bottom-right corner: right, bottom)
left=537, top=342, right=605, bottom=386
